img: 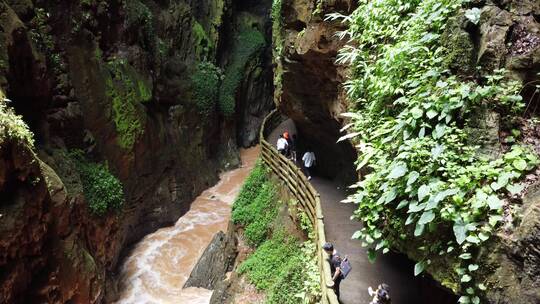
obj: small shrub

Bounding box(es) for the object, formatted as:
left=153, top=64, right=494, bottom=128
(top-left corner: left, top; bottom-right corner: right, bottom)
left=191, top=62, right=222, bottom=116
left=71, top=151, right=125, bottom=216
left=239, top=232, right=321, bottom=304
left=243, top=195, right=278, bottom=247
left=0, top=97, right=34, bottom=146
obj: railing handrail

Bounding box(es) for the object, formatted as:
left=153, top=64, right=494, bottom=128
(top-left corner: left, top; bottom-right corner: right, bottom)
left=259, top=109, right=340, bottom=304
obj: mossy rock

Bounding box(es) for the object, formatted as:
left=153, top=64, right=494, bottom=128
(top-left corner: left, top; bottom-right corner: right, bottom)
left=441, top=10, right=476, bottom=76
left=192, top=21, right=213, bottom=61
left=105, top=58, right=152, bottom=150
left=219, top=29, right=265, bottom=117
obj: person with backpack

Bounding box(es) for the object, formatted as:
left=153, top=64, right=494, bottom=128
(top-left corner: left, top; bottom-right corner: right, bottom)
left=323, top=242, right=351, bottom=300
left=368, top=283, right=391, bottom=304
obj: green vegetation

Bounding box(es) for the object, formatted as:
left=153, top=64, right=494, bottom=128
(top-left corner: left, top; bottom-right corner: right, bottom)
left=232, top=162, right=277, bottom=247
left=191, top=62, right=222, bottom=117
left=105, top=58, right=151, bottom=150
left=219, top=29, right=265, bottom=117
left=233, top=163, right=321, bottom=303
left=70, top=151, right=124, bottom=216
left=29, top=7, right=68, bottom=92
left=192, top=21, right=213, bottom=61
left=0, top=96, right=34, bottom=146
left=330, top=0, right=539, bottom=302
left=271, top=0, right=284, bottom=102
left=313, top=0, right=325, bottom=16
left=239, top=232, right=320, bottom=304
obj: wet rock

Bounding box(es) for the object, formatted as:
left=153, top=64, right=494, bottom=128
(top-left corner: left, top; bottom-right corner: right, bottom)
left=0, top=140, right=51, bottom=304
left=184, top=222, right=237, bottom=289
left=209, top=278, right=234, bottom=304
left=465, top=107, right=502, bottom=159
left=477, top=5, right=513, bottom=72
left=481, top=182, right=540, bottom=304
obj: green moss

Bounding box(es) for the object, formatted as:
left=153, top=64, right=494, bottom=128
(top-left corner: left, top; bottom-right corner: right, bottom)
left=441, top=13, right=475, bottom=75
left=105, top=58, right=151, bottom=150
left=219, top=29, right=265, bottom=117
left=70, top=151, right=124, bottom=216
left=0, top=94, right=34, bottom=147
left=82, top=248, right=97, bottom=273
left=192, top=21, right=212, bottom=61
left=191, top=62, right=221, bottom=116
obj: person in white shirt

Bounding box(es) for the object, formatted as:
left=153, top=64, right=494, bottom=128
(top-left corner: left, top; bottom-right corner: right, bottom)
left=302, top=148, right=316, bottom=180
left=277, top=134, right=288, bottom=155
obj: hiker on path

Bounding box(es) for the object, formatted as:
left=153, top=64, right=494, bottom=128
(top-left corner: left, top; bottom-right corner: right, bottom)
left=290, top=134, right=297, bottom=162
left=368, top=283, right=391, bottom=304
left=302, top=148, right=316, bottom=180
left=277, top=134, right=288, bottom=156
left=283, top=131, right=291, bottom=157
left=323, top=242, right=344, bottom=301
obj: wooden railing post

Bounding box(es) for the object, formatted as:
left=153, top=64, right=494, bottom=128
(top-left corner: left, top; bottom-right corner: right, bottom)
left=259, top=110, right=340, bottom=304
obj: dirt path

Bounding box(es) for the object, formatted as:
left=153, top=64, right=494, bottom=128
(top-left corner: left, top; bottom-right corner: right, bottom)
left=268, top=119, right=440, bottom=304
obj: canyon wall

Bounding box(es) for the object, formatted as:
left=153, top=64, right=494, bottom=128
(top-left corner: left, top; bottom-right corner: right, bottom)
left=0, top=0, right=272, bottom=302
left=274, top=0, right=357, bottom=184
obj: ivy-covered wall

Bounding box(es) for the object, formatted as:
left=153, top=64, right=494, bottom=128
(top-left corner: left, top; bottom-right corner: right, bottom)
left=333, top=1, right=540, bottom=303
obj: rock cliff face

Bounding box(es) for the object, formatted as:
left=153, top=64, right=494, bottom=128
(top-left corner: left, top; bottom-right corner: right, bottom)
left=276, top=0, right=540, bottom=303
left=183, top=222, right=237, bottom=290
left=0, top=0, right=272, bottom=302
left=221, top=0, right=275, bottom=147
left=274, top=0, right=357, bottom=184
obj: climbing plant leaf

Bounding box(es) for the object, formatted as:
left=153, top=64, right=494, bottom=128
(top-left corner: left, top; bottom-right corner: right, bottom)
left=418, top=210, right=435, bottom=225
left=414, top=261, right=426, bottom=276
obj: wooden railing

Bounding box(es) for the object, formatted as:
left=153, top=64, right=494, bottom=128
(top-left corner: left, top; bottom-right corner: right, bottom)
left=259, top=109, right=340, bottom=304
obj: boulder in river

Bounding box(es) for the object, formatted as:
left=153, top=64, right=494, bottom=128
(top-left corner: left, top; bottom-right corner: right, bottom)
left=183, top=223, right=237, bottom=290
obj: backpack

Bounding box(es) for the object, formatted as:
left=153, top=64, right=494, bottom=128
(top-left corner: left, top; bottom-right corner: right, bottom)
left=335, top=254, right=352, bottom=279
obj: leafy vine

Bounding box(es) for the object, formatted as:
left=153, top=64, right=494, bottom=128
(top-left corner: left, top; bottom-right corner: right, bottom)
left=329, top=0, right=539, bottom=302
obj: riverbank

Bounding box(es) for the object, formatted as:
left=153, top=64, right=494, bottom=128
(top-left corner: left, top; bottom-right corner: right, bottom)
left=114, top=148, right=259, bottom=303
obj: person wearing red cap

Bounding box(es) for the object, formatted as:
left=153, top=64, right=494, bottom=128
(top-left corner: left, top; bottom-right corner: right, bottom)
left=283, top=131, right=291, bottom=157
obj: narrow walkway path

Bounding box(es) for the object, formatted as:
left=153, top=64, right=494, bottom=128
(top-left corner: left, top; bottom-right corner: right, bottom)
left=268, top=119, right=452, bottom=304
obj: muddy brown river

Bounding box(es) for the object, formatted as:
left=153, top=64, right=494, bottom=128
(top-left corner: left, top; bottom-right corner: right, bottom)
left=115, top=148, right=259, bottom=304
